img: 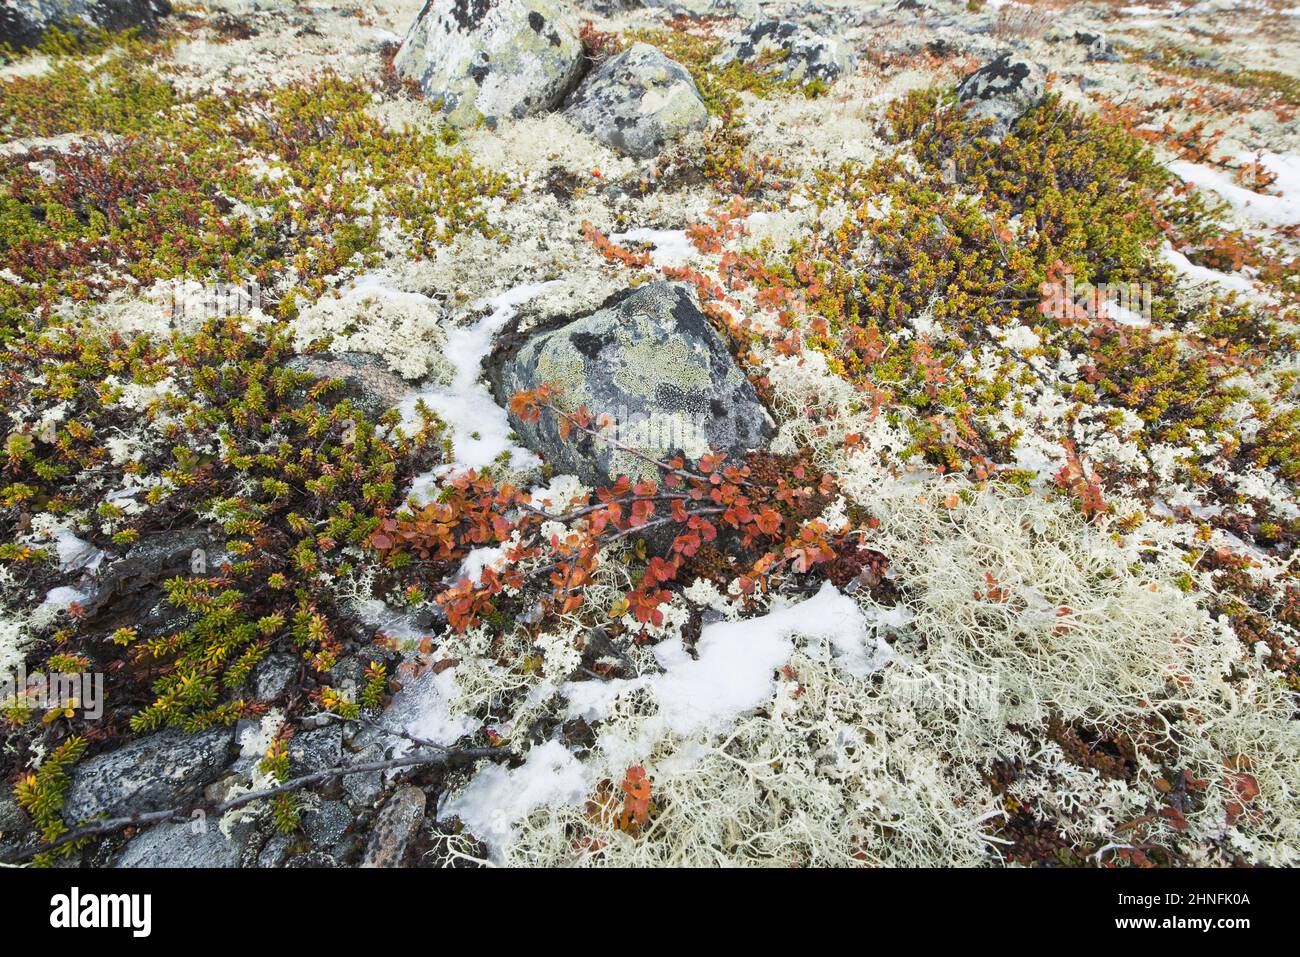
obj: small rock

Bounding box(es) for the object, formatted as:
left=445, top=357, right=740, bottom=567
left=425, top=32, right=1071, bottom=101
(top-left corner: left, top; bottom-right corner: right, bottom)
left=394, top=0, right=584, bottom=128
left=250, top=650, right=299, bottom=702
left=115, top=817, right=253, bottom=868
left=492, top=282, right=773, bottom=486
left=342, top=743, right=386, bottom=809
left=712, top=20, right=856, bottom=86
left=288, top=725, right=343, bottom=777
left=641, top=0, right=758, bottom=19
left=572, top=0, right=641, bottom=13
left=360, top=785, right=427, bottom=868
left=284, top=850, right=336, bottom=867
left=955, top=53, right=1046, bottom=142
left=0, top=794, right=32, bottom=858
left=0, top=0, right=171, bottom=52
left=286, top=352, right=421, bottom=420
left=65, top=726, right=238, bottom=822
left=1073, top=31, right=1120, bottom=63
left=256, top=830, right=295, bottom=867
left=563, top=43, right=708, bottom=159
left=302, top=799, right=354, bottom=854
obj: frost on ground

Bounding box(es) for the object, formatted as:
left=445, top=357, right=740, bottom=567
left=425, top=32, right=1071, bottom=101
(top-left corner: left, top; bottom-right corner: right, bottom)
left=1, top=0, right=1298, bottom=869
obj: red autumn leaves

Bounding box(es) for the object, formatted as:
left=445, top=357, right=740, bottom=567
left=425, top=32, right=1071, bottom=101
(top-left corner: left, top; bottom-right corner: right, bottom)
left=368, top=386, right=842, bottom=634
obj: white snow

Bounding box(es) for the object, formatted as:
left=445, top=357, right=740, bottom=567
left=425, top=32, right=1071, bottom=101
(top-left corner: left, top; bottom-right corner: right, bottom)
left=399, top=280, right=559, bottom=490
left=1161, top=244, right=1257, bottom=295
left=440, top=739, right=591, bottom=862
left=446, top=583, right=885, bottom=857
left=608, top=227, right=697, bottom=268
left=1169, top=158, right=1300, bottom=229
left=383, top=668, right=477, bottom=754
left=47, top=528, right=104, bottom=574
left=562, top=583, right=881, bottom=729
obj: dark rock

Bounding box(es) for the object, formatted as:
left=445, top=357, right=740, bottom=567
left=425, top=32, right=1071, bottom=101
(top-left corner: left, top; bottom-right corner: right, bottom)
left=251, top=650, right=299, bottom=702
left=393, top=0, right=583, bottom=128
left=255, top=830, right=295, bottom=867
left=491, top=282, right=773, bottom=486
left=563, top=43, right=708, bottom=159
left=641, top=0, right=757, bottom=18
left=0, top=794, right=32, bottom=858
left=115, top=815, right=253, bottom=868
left=956, top=53, right=1046, bottom=142
left=88, top=528, right=226, bottom=626
left=1073, top=31, right=1120, bottom=63
left=301, top=799, right=354, bottom=854
left=284, top=850, right=336, bottom=867
left=287, top=724, right=343, bottom=777
left=572, top=0, right=640, bottom=13
left=65, top=726, right=237, bottom=821
left=341, top=742, right=386, bottom=808
left=360, top=785, right=426, bottom=867
left=286, top=352, right=419, bottom=420
left=712, top=19, right=855, bottom=86
left=0, top=0, right=171, bottom=52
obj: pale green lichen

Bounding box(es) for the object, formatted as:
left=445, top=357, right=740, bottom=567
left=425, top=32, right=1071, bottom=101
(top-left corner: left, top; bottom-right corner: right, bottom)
left=612, top=336, right=717, bottom=400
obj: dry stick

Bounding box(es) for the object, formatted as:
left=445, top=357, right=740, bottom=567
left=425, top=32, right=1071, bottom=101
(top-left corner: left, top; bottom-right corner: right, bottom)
left=1, top=745, right=505, bottom=865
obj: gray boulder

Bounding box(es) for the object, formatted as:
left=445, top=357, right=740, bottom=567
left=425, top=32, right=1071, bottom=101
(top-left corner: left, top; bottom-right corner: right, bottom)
left=563, top=43, right=708, bottom=159
left=712, top=19, right=855, bottom=86
left=955, top=53, right=1046, bottom=141
left=65, top=726, right=238, bottom=821
left=115, top=816, right=253, bottom=868
left=572, top=0, right=641, bottom=12
left=0, top=0, right=170, bottom=51
left=492, top=282, right=772, bottom=486
left=641, top=0, right=758, bottom=18
left=393, top=0, right=584, bottom=128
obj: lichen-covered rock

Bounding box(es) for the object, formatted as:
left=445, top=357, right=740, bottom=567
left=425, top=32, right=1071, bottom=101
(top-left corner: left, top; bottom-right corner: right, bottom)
left=360, top=785, right=426, bottom=868
left=0, top=0, right=170, bottom=51
left=65, top=727, right=238, bottom=821
left=115, top=816, right=253, bottom=868
left=563, top=44, right=708, bottom=159
left=641, top=0, right=757, bottom=19
left=393, top=0, right=584, bottom=128
left=572, top=0, right=641, bottom=13
left=955, top=53, right=1046, bottom=142
left=1073, top=31, right=1120, bottom=63
left=712, top=19, right=856, bottom=86
left=492, top=282, right=773, bottom=486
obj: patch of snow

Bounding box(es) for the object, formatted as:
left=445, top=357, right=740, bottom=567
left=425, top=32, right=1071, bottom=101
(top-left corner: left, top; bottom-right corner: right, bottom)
left=383, top=667, right=478, bottom=754
left=1161, top=244, right=1256, bottom=295
left=440, top=739, right=591, bottom=863
left=1169, top=160, right=1300, bottom=229
left=399, top=281, right=559, bottom=488
left=562, top=582, right=881, bottom=730
left=608, top=227, right=697, bottom=268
